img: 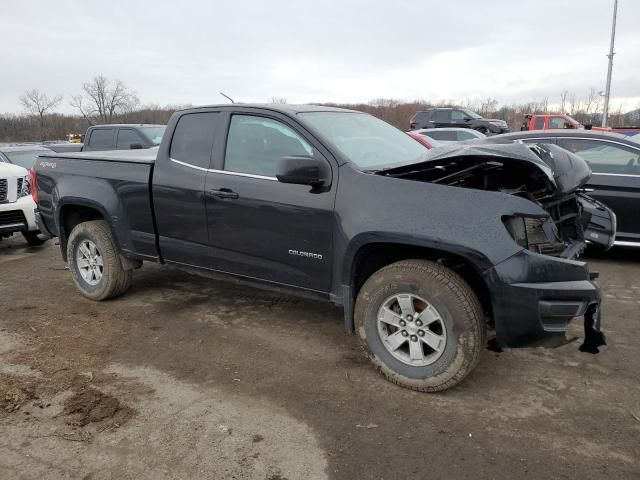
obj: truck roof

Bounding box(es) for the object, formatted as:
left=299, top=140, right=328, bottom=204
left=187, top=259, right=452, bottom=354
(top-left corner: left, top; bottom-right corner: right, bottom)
left=87, top=124, right=165, bottom=128
left=183, top=103, right=362, bottom=115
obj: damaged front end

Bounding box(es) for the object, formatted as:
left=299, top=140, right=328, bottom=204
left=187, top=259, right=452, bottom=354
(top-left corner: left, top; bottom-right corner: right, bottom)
left=377, top=142, right=615, bottom=352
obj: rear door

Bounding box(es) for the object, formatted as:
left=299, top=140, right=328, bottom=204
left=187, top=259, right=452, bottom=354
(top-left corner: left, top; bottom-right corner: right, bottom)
left=557, top=137, right=640, bottom=243
left=432, top=110, right=450, bottom=128
left=203, top=111, right=336, bottom=293
left=153, top=111, right=224, bottom=264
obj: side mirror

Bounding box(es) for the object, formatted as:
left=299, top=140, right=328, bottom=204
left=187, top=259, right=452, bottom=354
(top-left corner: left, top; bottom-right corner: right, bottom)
left=464, top=117, right=471, bottom=122
left=276, top=156, right=330, bottom=187
left=130, top=143, right=143, bottom=150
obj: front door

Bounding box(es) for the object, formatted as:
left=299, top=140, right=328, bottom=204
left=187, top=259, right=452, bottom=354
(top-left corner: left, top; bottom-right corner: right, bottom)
left=204, top=113, right=336, bottom=293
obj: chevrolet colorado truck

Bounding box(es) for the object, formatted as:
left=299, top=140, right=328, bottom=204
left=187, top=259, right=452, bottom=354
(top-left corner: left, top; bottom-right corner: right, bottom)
left=33, top=104, right=613, bottom=392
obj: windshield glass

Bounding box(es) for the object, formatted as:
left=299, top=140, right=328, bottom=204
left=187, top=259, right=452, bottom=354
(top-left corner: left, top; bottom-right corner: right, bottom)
left=299, top=112, right=427, bottom=169
left=140, top=126, right=166, bottom=145
left=4, top=150, right=45, bottom=169
left=461, top=109, right=482, bottom=119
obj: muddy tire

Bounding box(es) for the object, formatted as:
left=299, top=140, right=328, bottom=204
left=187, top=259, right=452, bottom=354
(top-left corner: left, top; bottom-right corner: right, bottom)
left=22, top=231, right=47, bottom=246
left=355, top=259, right=485, bottom=392
left=66, top=220, right=132, bottom=301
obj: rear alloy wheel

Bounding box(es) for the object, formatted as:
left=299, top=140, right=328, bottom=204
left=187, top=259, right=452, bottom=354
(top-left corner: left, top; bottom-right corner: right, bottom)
left=355, top=259, right=485, bottom=392
left=67, top=220, right=132, bottom=300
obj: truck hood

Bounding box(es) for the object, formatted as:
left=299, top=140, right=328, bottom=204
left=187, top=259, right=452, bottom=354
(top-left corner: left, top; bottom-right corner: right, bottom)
left=0, top=162, right=28, bottom=178
left=375, top=142, right=614, bottom=256
left=377, top=142, right=591, bottom=197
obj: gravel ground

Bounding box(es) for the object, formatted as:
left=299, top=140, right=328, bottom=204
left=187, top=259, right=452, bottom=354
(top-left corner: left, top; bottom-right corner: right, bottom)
left=1, top=235, right=639, bottom=480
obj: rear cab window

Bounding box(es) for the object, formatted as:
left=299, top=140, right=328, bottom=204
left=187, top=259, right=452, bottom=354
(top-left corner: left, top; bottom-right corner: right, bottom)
left=116, top=129, right=145, bottom=149
left=533, top=117, right=545, bottom=129
left=88, top=129, right=114, bottom=149
left=170, top=113, right=219, bottom=169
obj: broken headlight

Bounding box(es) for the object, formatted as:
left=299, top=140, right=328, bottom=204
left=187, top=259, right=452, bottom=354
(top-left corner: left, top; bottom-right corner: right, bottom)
left=18, top=176, right=31, bottom=199
left=503, top=215, right=559, bottom=254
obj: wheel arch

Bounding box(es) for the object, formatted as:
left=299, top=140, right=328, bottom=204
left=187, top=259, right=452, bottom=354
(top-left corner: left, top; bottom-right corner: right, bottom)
left=341, top=237, right=493, bottom=332
left=57, top=200, right=114, bottom=262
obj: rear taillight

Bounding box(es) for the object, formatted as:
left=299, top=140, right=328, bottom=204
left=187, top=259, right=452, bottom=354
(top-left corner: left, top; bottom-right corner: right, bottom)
left=29, top=168, right=38, bottom=204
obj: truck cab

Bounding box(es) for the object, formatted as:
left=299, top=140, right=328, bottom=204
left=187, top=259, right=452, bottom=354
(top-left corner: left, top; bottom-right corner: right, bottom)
left=522, top=114, right=583, bottom=131
left=83, top=124, right=166, bottom=152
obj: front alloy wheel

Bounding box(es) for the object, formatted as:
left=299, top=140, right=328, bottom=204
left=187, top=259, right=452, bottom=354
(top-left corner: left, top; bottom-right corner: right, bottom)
left=377, top=293, right=447, bottom=367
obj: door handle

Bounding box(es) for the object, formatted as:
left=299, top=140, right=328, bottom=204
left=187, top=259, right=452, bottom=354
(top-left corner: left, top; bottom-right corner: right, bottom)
left=207, top=188, right=239, bottom=199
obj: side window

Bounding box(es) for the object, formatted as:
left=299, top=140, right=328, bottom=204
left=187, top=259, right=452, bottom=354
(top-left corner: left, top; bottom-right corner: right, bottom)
left=426, top=130, right=456, bottom=141
left=170, top=112, right=219, bottom=169
left=456, top=130, right=476, bottom=141
left=116, top=129, right=144, bottom=149
left=88, top=129, right=114, bottom=148
left=549, top=117, right=567, bottom=129
left=224, top=115, right=314, bottom=177
left=521, top=138, right=555, bottom=145
left=533, top=117, right=545, bottom=129
left=434, top=110, right=449, bottom=123
left=451, top=110, right=466, bottom=122
left=557, top=139, right=640, bottom=174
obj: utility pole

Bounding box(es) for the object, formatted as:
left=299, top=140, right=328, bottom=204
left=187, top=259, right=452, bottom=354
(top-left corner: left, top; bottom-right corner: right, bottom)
left=601, top=0, right=618, bottom=128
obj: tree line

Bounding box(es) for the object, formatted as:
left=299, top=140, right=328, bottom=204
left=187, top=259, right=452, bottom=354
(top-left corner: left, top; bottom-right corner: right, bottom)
left=1, top=74, right=637, bottom=143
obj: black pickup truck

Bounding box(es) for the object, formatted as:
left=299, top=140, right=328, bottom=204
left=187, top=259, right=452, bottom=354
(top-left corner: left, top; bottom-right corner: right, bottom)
left=33, top=104, right=614, bottom=392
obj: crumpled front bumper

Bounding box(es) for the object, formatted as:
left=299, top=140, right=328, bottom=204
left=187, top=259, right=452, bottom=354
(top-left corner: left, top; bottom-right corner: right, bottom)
left=484, top=249, right=605, bottom=352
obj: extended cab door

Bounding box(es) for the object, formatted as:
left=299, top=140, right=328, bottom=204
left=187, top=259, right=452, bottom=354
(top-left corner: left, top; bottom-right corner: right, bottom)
left=203, top=111, right=336, bottom=293
left=153, top=111, right=224, bottom=264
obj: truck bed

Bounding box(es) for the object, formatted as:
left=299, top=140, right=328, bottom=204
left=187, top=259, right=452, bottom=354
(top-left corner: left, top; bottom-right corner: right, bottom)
left=38, top=147, right=158, bottom=164
left=35, top=149, right=159, bottom=261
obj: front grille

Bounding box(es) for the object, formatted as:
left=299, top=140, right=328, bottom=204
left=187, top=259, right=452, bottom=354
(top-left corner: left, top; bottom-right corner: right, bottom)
left=0, top=179, right=7, bottom=202
left=0, top=210, right=27, bottom=227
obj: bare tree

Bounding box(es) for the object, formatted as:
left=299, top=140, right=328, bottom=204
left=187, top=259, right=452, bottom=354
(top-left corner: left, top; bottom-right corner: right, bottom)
left=19, top=89, right=63, bottom=139
left=269, top=96, right=288, bottom=104
left=70, top=75, right=139, bottom=124
left=559, top=90, right=569, bottom=113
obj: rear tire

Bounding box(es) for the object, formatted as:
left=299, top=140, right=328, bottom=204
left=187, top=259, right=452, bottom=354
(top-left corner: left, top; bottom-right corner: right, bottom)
left=355, top=259, right=485, bottom=392
left=66, top=220, right=132, bottom=300
left=22, top=231, right=46, bottom=246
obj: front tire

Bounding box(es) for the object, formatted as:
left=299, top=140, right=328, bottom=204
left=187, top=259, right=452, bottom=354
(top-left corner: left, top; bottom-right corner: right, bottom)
left=355, top=259, right=485, bottom=392
left=66, top=220, right=132, bottom=300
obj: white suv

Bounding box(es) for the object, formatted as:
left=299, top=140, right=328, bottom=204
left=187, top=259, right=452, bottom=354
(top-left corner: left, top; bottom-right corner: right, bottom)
left=0, top=162, right=45, bottom=245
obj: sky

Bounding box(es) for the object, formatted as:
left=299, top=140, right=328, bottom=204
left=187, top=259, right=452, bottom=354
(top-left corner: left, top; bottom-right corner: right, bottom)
left=2, top=0, right=639, bottom=114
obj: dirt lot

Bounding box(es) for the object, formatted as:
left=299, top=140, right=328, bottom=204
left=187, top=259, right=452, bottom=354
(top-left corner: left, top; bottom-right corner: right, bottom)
left=1, top=235, right=639, bottom=480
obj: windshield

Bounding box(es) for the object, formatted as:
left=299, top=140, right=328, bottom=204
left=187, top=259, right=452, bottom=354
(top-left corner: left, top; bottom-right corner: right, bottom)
left=140, top=126, right=166, bottom=145
left=461, top=109, right=483, bottom=119
left=299, top=112, right=427, bottom=169
left=4, top=150, right=45, bottom=169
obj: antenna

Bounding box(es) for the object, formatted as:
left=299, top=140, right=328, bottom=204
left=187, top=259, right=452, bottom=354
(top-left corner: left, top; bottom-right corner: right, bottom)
left=219, top=92, right=235, bottom=104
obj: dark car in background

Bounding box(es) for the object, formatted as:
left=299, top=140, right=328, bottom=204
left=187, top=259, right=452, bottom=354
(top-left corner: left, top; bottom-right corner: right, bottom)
left=409, top=108, right=509, bottom=134
left=486, top=130, right=640, bottom=247
left=82, top=124, right=166, bottom=152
